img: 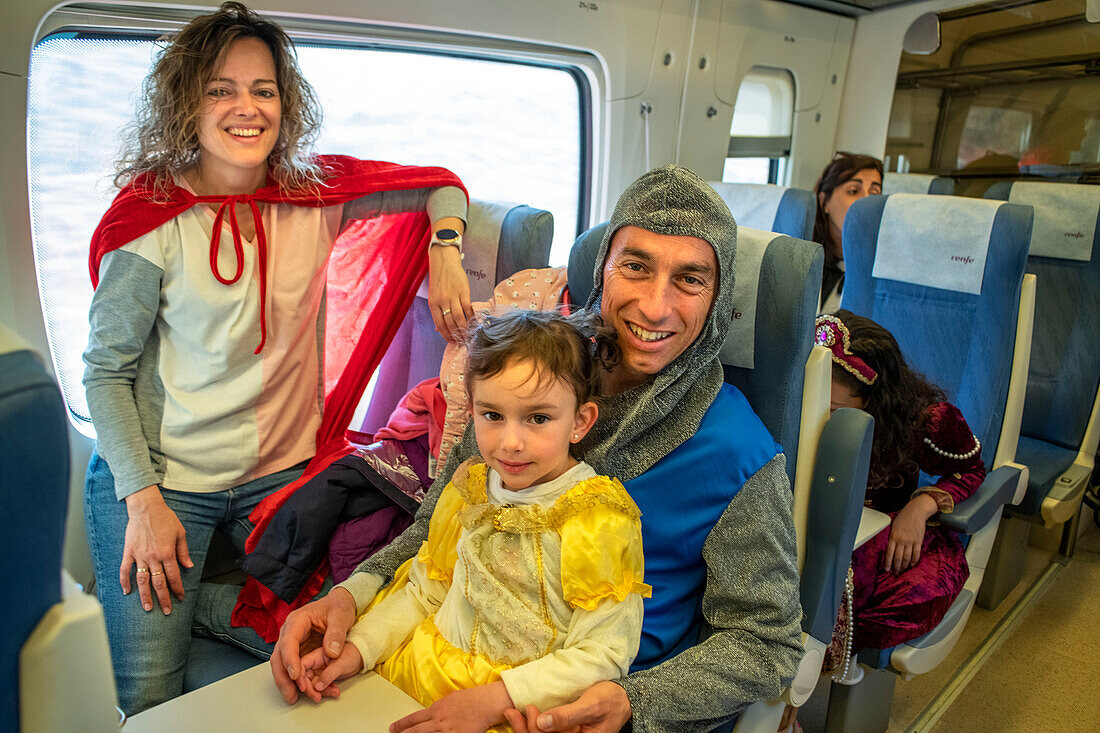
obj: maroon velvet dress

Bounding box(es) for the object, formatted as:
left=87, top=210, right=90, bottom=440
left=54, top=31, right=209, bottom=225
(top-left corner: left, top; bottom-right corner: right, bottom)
left=851, top=402, right=986, bottom=650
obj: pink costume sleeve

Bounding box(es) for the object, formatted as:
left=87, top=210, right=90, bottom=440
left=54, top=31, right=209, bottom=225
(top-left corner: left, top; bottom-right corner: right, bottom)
left=436, top=267, right=569, bottom=470
left=912, top=402, right=986, bottom=513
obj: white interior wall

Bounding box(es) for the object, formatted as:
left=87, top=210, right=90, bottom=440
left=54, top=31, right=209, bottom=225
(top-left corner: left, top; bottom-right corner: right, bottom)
left=2, top=0, right=858, bottom=583
left=676, top=0, right=854, bottom=190
left=832, top=0, right=974, bottom=160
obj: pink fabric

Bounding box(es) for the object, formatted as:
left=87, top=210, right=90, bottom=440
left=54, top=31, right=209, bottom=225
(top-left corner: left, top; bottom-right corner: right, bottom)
left=374, top=378, right=448, bottom=459
left=437, top=267, right=569, bottom=468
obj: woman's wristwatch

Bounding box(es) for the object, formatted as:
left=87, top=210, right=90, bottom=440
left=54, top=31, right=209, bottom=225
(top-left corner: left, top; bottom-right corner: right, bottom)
left=430, top=228, right=463, bottom=255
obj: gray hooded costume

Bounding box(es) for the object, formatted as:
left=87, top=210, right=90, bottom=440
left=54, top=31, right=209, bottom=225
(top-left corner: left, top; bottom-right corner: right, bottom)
left=343, top=166, right=802, bottom=732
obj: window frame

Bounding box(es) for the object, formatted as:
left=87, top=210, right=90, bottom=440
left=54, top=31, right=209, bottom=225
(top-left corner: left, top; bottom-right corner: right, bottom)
left=29, top=8, right=599, bottom=433
left=723, top=66, right=796, bottom=186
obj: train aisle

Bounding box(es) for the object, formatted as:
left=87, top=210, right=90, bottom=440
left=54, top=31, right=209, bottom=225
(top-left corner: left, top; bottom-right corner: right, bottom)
left=927, top=525, right=1100, bottom=732
left=798, top=521, right=1100, bottom=732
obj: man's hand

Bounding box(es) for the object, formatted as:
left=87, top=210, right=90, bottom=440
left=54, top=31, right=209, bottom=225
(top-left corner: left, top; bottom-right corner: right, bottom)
left=502, top=681, right=632, bottom=733
left=885, top=492, right=940, bottom=574
left=391, top=681, right=512, bottom=733
left=270, top=587, right=357, bottom=704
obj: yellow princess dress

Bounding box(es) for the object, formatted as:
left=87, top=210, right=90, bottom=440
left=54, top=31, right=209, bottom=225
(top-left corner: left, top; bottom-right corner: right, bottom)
left=345, top=458, right=652, bottom=716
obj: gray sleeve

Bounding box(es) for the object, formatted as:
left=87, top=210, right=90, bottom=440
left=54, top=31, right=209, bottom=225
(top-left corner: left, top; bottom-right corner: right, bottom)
left=341, top=421, right=480, bottom=610
left=340, top=186, right=468, bottom=230
left=620, top=454, right=803, bottom=733
left=83, top=249, right=163, bottom=500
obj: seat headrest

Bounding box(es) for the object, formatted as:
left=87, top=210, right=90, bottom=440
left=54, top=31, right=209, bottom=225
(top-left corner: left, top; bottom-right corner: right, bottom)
left=708, top=182, right=787, bottom=231
left=566, top=222, right=608, bottom=308
left=707, top=182, right=815, bottom=241
left=871, top=194, right=1003, bottom=295
left=417, top=199, right=553, bottom=302
left=1007, top=182, right=1099, bottom=262
left=882, top=173, right=954, bottom=196
left=462, top=200, right=514, bottom=301
left=718, top=227, right=778, bottom=369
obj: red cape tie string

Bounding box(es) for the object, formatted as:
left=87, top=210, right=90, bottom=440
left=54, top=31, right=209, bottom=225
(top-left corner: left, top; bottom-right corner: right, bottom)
left=198, top=193, right=271, bottom=353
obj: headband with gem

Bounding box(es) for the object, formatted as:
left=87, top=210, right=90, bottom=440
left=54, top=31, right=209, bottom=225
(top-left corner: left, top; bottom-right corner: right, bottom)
left=815, top=314, right=878, bottom=386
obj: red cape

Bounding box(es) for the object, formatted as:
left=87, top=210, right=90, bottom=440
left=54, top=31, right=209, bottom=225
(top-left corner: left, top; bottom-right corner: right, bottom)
left=89, top=155, right=466, bottom=640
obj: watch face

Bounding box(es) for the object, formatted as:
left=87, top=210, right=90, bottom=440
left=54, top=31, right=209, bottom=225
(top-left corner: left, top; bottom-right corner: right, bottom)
left=435, top=228, right=460, bottom=242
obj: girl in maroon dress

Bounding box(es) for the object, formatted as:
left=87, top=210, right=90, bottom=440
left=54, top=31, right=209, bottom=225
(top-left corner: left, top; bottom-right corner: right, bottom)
left=817, top=310, right=986, bottom=654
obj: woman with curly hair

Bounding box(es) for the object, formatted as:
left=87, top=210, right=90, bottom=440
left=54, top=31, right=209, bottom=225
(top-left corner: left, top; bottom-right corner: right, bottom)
left=83, top=2, right=471, bottom=713
left=812, top=152, right=882, bottom=313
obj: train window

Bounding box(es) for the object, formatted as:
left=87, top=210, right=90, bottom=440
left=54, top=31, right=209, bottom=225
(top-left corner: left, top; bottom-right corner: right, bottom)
left=957, top=106, right=1033, bottom=170
left=723, top=67, right=794, bottom=185
left=885, top=0, right=1100, bottom=193
left=28, top=34, right=588, bottom=432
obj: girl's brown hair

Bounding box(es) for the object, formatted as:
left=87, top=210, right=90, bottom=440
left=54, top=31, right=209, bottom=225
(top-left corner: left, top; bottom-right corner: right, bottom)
left=114, top=2, right=323, bottom=193
left=812, top=151, right=884, bottom=257
left=831, top=310, right=945, bottom=490
left=464, top=309, right=619, bottom=409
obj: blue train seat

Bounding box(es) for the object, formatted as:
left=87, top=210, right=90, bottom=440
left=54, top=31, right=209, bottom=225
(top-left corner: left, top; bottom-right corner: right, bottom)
left=569, top=221, right=872, bottom=731
left=707, top=182, right=816, bottom=240
left=824, top=193, right=1035, bottom=732
left=976, top=181, right=1100, bottom=607
left=359, top=200, right=554, bottom=434
left=1, top=323, right=119, bottom=731
left=882, top=172, right=955, bottom=196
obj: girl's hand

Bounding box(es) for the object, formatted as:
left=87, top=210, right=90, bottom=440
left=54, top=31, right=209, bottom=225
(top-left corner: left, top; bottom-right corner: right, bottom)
left=299, top=641, right=363, bottom=702
left=391, top=681, right=512, bottom=733
left=884, top=492, right=940, bottom=574
left=121, top=485, right=193, bottom=614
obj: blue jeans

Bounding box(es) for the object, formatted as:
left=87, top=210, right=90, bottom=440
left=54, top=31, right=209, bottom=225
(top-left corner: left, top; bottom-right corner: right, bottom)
left=83, top=450, right=305, bottom=715
left=190, top=575, right=334, bottom=659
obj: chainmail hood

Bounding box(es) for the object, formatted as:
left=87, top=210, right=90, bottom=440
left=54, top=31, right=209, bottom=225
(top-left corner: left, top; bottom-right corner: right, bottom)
left=579, top=165, right=738, bottom=480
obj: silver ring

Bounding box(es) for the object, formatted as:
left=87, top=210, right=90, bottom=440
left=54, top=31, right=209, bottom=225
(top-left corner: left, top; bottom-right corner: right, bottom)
left=441, top=308, right=451, bottom=316
left=136, top=568, right=150, bottom=574
left=150, top=570, right=164, bottom=577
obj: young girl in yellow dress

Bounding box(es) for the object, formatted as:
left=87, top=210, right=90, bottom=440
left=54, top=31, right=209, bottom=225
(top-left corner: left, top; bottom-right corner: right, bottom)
left=302, top=309, right=651, bottom=731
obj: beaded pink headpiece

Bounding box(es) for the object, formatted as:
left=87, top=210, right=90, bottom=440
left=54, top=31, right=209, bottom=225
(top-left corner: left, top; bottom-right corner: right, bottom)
left=815, top=315, right=878, bottom=386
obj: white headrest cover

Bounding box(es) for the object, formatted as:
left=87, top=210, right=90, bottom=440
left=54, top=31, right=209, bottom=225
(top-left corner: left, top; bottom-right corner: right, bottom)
left=709, top=182, right=787, bottom=232
left=872, top=194, right=1002, bottom=295
left=1009, top=182, right=1098, bottom=262
left=882, top=173, right=936, bottom=196
left=417, top=199, right=509, bottom=302
left=718, top=226, right=775, bottom=369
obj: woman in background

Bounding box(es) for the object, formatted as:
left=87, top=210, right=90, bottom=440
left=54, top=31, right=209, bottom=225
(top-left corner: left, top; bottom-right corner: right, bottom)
left=812, top=152, right=882, bottom=313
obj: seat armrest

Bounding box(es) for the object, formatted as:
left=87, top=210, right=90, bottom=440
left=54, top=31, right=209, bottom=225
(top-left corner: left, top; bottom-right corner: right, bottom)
left=940, top=465, right=1020, bottom=534
left=800, top=408, right=873, bottom=641
left=783, top=634, right=826, bottom=707
left=20, top=570, right=120, bottom=731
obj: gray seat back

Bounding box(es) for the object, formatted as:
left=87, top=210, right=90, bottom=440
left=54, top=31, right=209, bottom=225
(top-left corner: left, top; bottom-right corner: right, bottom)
left=882, top=172, right=955, bottom=196
left=707, top=182, right=815, bottom=240
left=360, top=201, right=553, bottom=434
left=986, top=181, right=1100, bottom=451
left=0, top=325, right=69, bottom=731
